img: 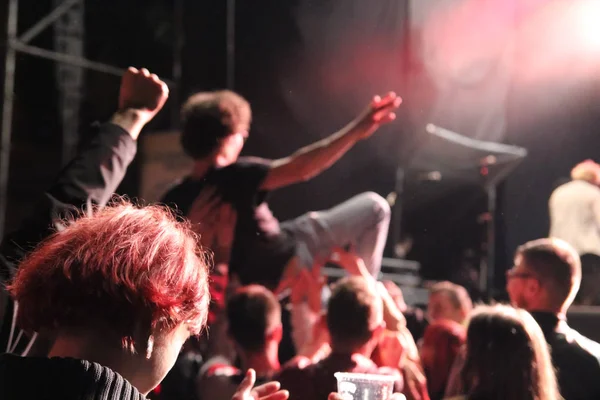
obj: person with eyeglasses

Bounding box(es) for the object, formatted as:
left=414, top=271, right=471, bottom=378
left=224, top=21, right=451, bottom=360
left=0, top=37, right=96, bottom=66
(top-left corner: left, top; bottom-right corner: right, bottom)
left=504, top=238, right=600, bottom=400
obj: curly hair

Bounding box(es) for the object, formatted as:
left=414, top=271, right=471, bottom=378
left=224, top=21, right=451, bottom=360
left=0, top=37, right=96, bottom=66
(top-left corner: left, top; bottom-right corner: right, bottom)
left=180, top=90, right=251, bottom=159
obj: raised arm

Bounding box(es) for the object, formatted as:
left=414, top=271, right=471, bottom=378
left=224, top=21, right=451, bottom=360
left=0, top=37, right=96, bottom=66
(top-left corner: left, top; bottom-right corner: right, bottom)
left=260, top=92, right=401, bottom=191
left=1, top=67, right=168, bottom=279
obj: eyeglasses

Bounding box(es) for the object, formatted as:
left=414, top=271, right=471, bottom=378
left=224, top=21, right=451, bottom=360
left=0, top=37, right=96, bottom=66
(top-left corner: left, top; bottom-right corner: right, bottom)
left=506, top=269, right=537, bottom=280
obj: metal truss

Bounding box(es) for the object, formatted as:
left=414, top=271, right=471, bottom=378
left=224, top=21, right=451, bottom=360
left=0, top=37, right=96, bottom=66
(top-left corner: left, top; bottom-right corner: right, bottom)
left=0, top=0, right=184, bottom=240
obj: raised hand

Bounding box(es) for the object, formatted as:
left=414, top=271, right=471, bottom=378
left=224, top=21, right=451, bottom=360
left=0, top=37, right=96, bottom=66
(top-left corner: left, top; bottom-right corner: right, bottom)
left=329, top=247, right=370, bottom=279
left=119, top=67, right=169, bottom=123
left=232, top=369, right=289, bottom=400
left=290, top=262, right=325, bottom=314
left=112, top=67, right=169, bottom=139
left=352, top=92, right=402, bottom=140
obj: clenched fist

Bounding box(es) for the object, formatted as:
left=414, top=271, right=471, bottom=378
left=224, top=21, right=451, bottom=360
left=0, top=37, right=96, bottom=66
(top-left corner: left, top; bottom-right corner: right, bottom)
left=119, top=67, right=169, bottom=124
left=111, top=67, right=169, bottom=139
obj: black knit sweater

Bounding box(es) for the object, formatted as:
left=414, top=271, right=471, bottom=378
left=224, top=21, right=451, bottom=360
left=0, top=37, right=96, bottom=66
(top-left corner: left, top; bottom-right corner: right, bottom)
left=0, top=353, right=146, bottom=400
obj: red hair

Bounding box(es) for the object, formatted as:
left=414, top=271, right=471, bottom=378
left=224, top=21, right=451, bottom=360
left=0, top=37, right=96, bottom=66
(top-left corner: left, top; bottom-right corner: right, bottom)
left=421, top=319, right=466, bottom=399
left=8, top=201, right=210, bottom=350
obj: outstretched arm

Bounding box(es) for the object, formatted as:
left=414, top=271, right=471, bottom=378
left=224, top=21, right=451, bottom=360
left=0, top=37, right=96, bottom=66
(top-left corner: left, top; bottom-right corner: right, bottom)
left=260, top=92, right=401, bottom=191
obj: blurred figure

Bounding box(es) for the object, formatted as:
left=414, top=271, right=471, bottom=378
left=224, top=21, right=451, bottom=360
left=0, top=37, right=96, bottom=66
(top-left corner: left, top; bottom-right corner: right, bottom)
left=419, top=320, right=465, bottom=400
left=549, top=160, right=600, bottom=304
left=161, top=90, right=402, bottom=295
left=427, top=282, right=472, bottom=326
left=382, top=281, right=428, bottom=342
left=197, top=285, right=283, bottom=400
left=451, top=304, right=559, bottom=400
left=504, top=238, right=600, bottom=400
left=276, top=276, right=402, bottom=400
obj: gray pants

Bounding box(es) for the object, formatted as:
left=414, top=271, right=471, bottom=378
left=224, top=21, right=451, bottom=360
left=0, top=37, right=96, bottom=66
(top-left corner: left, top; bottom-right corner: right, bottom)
left=281, top=191, right=391, bottom=277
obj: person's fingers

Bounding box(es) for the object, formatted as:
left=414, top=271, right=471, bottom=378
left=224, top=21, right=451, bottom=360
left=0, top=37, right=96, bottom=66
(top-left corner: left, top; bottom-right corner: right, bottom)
left=372, top=92, right=400, bottom=112
left=328, top=393, right=344, bottom=400
left=161, top=82, right=170, bottom=95
left=382, top=112, right=397, bottom=123
left=151, top=73, right=160, bottom=82
left=250, top=381, right=281, bottom=397
left=373, top=108, right=397, bottom=123
left=127, top=66, right=139, bottom=74
left=235, top=369, right=256, bottom=397
left=258, top=390, right=290, bottom=400
left=140, top=68, right=150, bottom=77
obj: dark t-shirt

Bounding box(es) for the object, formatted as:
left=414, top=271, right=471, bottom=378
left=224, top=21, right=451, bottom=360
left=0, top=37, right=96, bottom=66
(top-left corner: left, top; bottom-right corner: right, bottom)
left=276, top=353, right=402, bottom=400
left=161, top=157, right=296, bottom=290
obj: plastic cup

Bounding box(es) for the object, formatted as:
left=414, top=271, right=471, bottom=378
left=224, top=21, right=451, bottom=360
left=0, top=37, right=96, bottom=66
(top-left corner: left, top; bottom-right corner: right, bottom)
left=334, top=372, right=396, bottom=400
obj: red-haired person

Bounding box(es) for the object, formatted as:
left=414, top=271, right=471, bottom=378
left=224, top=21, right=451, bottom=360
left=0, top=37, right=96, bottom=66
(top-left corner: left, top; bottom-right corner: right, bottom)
left=419, top=320, right=466, bottom=400
left=0, top=202, right=289, bottom=400
left=0, top=67, right=168, bottom=355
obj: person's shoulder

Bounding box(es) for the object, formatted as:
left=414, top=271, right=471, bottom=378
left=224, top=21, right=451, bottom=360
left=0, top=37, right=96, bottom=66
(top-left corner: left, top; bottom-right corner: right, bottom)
left=569, top=329, right=600, bottom=358
left=276, top=356, right=314, bottom=386
left=277, top=356, right=312, bottom=378
left=196, top=362, right=240, bottom=400
left=557, top=326, right=600, bottom=366
left=350, top=353, right=380, bottom=371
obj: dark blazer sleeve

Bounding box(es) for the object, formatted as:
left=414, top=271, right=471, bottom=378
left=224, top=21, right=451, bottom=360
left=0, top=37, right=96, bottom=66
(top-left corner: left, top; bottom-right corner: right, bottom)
left=0, top=122, right=137, bottom=281
left=0, top=121, right=137, bottom=354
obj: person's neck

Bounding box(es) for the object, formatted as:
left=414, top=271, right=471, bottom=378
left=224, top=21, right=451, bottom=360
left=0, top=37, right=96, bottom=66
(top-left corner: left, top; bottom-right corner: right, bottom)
left=239, top=344, right=280, bottom=377
left=190, top=159, right=216, bottom=179
left=48, top=331, right=153, bottom=395
left=330, top=342, right=373, bottom=358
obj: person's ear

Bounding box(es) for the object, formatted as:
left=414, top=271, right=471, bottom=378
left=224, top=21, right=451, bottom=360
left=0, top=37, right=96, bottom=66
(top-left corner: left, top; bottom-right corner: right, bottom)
left=267, top=324, right=283, bottom=344
left=525, top=278, right=541, bottom=297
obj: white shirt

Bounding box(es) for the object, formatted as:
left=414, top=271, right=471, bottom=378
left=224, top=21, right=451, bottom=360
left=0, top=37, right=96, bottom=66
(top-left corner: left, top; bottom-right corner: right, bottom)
left=549, top=180, right=600, bottom=256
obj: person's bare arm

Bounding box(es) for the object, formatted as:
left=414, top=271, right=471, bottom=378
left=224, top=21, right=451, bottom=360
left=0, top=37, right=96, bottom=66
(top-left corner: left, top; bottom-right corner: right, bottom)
left=331, top=248, right=405, bottom=331
left=260, top=93, right=401, bottom=191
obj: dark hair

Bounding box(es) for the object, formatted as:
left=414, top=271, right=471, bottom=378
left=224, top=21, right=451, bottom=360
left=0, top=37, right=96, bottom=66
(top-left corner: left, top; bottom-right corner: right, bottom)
left=8, top=201, right=211, bottom=353
left=226, top=285, right=281, bottom=352
left=430, top=281, right=473, bottom=315
left=180, top=90, right=251, bottom=159
left=327, top=276, right=382, bottom=350
left=462, top=305, right=559, bottom=400
left=516, top=238, right=581, bottom=310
